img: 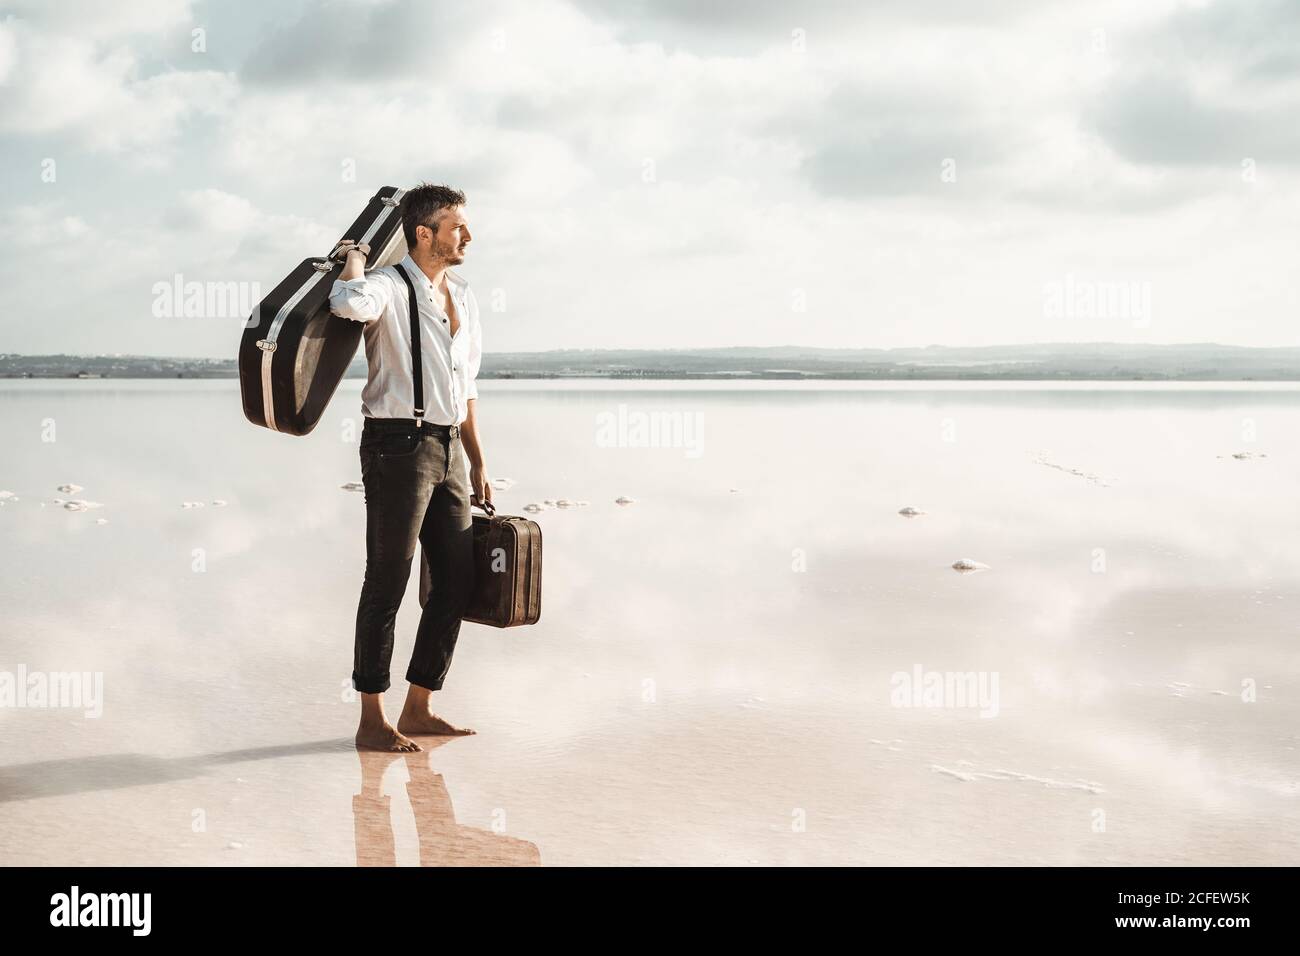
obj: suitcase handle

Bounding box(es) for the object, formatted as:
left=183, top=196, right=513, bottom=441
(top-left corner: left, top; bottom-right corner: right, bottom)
left=472, top=499, right=496, bottom=517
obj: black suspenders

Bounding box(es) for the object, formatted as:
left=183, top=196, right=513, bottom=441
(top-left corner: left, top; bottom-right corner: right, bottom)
left=395, top=264, right=425, bottom=428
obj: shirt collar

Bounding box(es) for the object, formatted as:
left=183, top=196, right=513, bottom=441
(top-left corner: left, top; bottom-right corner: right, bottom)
left=399, top=255, right=467, bottom=299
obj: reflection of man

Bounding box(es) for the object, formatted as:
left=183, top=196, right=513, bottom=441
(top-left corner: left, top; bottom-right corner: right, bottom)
left=330, top=183, right=492, bottom=753
left=353, top=749, right=541, bottom=867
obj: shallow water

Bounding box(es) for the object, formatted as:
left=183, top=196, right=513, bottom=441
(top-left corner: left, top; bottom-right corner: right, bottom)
left=1, top=379, right=1298, bottom=865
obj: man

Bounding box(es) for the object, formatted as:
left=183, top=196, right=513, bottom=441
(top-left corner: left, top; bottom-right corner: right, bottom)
left=329, top=183, right=490, bottom=753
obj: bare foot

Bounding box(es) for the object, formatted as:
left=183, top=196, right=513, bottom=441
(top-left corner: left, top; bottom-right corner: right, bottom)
left=356, top=721, right=423, bottom=752
left=397, top=710, right=476, bottom=737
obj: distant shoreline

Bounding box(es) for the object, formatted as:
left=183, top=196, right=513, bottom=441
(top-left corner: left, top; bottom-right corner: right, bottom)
left=3, top=344, right=1297, bottom=381
left=2, top=369, right=1300, bottom=382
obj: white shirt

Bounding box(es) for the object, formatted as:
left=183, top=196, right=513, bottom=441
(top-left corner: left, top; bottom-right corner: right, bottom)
left=328, top=254, right=482, bottom=424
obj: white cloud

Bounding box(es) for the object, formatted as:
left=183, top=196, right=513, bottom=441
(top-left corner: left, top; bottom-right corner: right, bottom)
left=0, top=14, right=235, bottom=154
left=0, top=22, right=16, bottom=84
left=0, top=205, right=90, bottom=246
left=2, top=0, right=195, bottom=41
left=167, top=188, right=259, bottom=233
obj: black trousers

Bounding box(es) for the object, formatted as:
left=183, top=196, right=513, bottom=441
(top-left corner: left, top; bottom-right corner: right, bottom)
left=353, top=417, right=474, bottom=694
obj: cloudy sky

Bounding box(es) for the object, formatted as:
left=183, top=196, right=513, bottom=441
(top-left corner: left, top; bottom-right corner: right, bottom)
left=1, top=0, right=1297, bottom=357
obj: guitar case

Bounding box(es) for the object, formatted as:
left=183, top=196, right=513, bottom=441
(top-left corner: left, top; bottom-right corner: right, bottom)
left=239, top=185, right=408, bottom=435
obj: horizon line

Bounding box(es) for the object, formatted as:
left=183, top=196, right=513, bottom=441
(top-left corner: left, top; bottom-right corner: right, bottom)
left=4, top=341, right=1300, bottom=361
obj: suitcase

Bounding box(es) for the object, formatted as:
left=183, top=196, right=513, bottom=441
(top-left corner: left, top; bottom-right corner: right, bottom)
left=239, top=185, right=410, bottom=435
left=420, top=509, right=543, bottom=628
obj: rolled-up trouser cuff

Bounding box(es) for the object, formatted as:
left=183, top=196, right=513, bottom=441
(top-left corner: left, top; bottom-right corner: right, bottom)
left=353, top=673, right=391, bottom=695
left=405, top=668, right=445, bottom=692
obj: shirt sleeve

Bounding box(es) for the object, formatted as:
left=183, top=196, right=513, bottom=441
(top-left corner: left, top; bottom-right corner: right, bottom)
left=466, top=286, right=482, bottom=400
left=329, top=270, right=394, bottom=324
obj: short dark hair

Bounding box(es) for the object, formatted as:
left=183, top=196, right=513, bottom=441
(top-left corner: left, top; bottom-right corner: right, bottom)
left=401, top=183, right=466, bottom=247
